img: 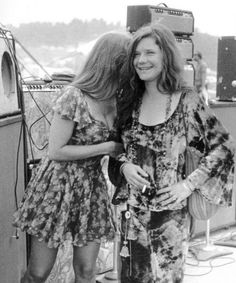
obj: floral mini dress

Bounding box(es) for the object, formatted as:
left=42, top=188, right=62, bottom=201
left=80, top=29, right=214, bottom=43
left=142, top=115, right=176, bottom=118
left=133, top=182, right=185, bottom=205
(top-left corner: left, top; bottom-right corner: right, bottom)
left=13, top=86, right=117, bottom=248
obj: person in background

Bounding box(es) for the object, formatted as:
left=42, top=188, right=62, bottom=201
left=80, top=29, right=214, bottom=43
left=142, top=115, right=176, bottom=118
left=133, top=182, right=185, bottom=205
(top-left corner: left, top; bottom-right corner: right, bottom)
left=108, top=23, right=235, bottom=283
left=13, top=31, right=131, bottom=283
left=193, top=51, right=209, bottom=104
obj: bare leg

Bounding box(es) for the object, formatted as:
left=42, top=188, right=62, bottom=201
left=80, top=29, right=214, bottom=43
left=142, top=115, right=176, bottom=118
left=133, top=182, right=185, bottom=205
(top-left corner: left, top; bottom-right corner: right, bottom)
left=73, top=241, right=100, bottom=283
left=21, top=235, right=58, bottom=283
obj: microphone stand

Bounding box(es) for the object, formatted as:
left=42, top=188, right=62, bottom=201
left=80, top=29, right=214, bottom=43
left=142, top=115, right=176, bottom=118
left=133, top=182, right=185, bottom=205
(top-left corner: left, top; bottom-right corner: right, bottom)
left=190, top=219, right=232, bottom=261
left=104, top=205, right=121, bottom=282
left=101, top=156, right=121, bottom=282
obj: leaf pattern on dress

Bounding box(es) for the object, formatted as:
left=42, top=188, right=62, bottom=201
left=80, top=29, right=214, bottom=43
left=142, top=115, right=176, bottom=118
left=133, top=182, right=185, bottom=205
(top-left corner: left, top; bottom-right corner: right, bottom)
left=13, top=86, right=118, bottom=248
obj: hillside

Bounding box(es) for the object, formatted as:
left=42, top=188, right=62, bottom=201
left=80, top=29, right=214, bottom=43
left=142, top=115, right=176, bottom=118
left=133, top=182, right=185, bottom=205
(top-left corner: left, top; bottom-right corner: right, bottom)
left=7, top=20, right=219, bottom=78
left=192, top=28, right=218, bottom=71
left=6, top=20, right=220, bottom=161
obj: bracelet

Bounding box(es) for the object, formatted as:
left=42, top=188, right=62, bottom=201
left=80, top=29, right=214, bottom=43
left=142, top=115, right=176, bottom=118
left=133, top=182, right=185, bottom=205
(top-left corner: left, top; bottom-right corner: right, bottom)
left=182, top=180, right=195, bottom=193
left=185, top=178, right=195, bottom=192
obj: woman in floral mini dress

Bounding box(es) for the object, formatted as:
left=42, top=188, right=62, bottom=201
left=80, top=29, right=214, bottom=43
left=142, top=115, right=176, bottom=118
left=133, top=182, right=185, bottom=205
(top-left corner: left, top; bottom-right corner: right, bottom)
left=108, top=23, right=235, bottom=283
left=13, top=31, right=131, bottom=283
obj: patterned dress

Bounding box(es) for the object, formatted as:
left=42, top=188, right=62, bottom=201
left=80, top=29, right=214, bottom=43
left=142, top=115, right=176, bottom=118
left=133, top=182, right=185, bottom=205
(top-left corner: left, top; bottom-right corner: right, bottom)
left=109, top=89, right=235, bottom=283
left=13, top=86, right=117, bottom=248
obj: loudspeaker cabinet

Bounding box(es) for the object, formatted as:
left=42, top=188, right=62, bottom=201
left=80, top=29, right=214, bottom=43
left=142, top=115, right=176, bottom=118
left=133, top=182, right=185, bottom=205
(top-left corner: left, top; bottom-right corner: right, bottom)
left=217, top=36, right=236, bottom=101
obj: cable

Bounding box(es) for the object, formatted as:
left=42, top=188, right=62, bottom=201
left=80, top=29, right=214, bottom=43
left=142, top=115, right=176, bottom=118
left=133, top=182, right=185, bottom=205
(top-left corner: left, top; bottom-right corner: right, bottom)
left=184, top=246, right=236, bottom=277
left=24, top=121, right=35, bottom=161
left=0, top=27, right=50, bottom=211
left=23, top=84, right=51, bottom=125
left=13, top=119, right=23, bottom=210
left=0, top=27, right=52, bottom=152
left=209, top=256, right=235, bottom=267
left=0, top=27, right=25, bottom=210
left=0, top=26, right=51, bottom=125
left=28, top=111, right=50, bottom=151
left=14, top=37, right=52, bottom=82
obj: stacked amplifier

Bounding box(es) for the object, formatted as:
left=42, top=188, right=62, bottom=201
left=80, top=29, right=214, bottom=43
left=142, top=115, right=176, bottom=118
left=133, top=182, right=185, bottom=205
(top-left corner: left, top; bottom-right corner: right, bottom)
left=0, top=28, right=21, bottom=118
left=126, top=4, right=195, bottom=86
left=22, top=79, right=69, bottom=161
left=216, top=36, right=236, bottom=101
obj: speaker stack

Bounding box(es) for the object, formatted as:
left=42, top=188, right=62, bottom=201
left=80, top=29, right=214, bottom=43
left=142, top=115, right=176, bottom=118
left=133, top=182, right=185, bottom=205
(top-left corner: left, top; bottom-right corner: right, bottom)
left=0, top=27, right=28, bottom=283
left=0, top=27, right=21, bottom=118
left=126, top=4, right=195, bottom=86
left=216, top=36, right=236, bottom=101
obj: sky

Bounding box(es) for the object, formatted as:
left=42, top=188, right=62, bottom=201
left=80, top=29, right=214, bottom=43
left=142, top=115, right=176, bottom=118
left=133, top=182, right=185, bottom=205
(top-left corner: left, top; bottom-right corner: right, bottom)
left=1, top=0, right=236, bottom=37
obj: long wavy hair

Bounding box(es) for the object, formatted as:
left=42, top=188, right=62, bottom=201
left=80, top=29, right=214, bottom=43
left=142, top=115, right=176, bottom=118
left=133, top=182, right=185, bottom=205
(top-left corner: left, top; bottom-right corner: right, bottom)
left=118, top=23, right=187, bottom=127
left=72, top=32, right=131, bottom=101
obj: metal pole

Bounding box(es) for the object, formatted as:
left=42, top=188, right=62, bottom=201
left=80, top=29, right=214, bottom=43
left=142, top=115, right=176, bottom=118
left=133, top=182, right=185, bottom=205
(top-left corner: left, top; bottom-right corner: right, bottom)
left=105, top=205, right=121, bottom=282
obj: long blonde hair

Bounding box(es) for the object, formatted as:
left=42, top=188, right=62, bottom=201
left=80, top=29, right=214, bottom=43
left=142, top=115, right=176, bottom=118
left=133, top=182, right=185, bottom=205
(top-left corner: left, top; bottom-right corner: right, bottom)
left=72, top=32, right=131, bottom=100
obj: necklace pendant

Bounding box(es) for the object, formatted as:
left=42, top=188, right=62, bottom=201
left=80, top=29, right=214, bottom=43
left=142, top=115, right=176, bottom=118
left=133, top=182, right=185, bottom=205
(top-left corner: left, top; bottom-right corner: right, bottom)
left=120, top=243, right=130, bottom=257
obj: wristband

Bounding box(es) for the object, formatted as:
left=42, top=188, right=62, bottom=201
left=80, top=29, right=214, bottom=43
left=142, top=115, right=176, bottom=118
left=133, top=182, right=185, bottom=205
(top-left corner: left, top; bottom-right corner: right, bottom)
left=185, top=178, right=195, bottom=192
left=183, top=180, right=195, bottom=193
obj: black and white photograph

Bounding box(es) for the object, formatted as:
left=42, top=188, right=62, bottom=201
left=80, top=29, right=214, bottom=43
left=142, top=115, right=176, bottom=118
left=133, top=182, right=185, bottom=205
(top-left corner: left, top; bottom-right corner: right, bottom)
left=1, top=1, right=236, bottom=282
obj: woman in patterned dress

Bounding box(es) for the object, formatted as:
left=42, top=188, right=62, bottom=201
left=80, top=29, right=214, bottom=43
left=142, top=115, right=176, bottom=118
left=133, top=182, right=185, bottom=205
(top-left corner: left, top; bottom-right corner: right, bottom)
left=13, top=31, right=131, bottom=283
left=108, top=23, right=235, bottom=282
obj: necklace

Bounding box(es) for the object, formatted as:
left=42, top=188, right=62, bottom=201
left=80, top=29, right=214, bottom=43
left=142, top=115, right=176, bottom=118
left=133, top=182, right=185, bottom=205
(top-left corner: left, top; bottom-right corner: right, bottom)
left=165, top=94, right=172, bottom=120
left=128, top=94, right=172, bottom=163
left=120, top=93, right=173, bottom=258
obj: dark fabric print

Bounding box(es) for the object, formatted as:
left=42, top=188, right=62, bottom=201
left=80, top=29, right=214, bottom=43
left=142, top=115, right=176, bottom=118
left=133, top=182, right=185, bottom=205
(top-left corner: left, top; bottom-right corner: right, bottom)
left=111, top=89, right=234, bottom=282
left=120, top=206, right=189, bottom=283
left=13, top=86, right=117, bottom=248
left=115, top=90, right=234, bottom=209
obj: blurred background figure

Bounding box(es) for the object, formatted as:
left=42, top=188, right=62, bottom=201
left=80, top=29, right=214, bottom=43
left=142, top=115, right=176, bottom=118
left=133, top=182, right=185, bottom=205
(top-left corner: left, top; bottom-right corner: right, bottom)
left=193, top=51, right=209, bottom=104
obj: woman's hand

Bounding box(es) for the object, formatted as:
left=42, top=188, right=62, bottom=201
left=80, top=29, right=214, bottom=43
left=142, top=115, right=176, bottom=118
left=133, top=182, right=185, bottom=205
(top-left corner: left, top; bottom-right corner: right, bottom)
left=107, top=141, right=124, bottom=158
left=155, top=181, right=192, bottom=207
left=122, top=163, right=150, bottom=188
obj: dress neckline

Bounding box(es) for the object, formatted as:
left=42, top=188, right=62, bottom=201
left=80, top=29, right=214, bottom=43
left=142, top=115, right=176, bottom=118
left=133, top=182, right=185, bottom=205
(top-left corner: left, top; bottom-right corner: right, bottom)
left=81, top=91, right=117, bottom=131
left=137, top=91, right=184, bottom=128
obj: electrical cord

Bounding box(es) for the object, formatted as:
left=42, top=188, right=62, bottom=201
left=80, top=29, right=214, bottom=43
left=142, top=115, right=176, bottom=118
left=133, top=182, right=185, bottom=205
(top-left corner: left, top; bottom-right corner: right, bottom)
left=27, top=110, right=51, bottom=151
left=185, top=254, right=235, bottom=277
left=0, top=26, right=53, bottom=212
left=13, top=117, right=23, bottom=210
left=14, top=36, right=52, bottom=82
left=184, top=240, right=236, bottom=277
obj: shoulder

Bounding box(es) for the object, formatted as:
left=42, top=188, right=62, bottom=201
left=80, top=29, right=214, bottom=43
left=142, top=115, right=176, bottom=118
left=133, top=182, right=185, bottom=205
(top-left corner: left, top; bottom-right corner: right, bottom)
left=181, top=87, right=197, bottom=103
left=181, top=88, right=206, bottom=113
left=57, top=85, right=84, bottom=103
left=53, top=86, right=91, bottom=125
left=54, top=86, right=87, bottom=111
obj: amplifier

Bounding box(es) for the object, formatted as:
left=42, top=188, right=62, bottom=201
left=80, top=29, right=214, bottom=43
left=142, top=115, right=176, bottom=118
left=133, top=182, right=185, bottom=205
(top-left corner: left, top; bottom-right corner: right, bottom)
left=176, top=36, right=193, bottom=61
left=216, top=36, right=236, bottom=101
left=127, top=5, right=194, bottom=35
left=23, top=80, right=69, bottom=161
left=183, top=63, right=194, bottom=87
left=0, top=28, right=20, bottom=118
left=22, top=79, right=68, bottom=92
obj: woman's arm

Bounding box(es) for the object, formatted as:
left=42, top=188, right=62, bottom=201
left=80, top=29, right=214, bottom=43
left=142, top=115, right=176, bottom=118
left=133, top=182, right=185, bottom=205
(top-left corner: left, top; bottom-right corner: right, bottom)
left=48, top=113, right=123, bottom=161
left=108, top=156, right=150, bottom=188
left=185, top=92, right=235, bottom=206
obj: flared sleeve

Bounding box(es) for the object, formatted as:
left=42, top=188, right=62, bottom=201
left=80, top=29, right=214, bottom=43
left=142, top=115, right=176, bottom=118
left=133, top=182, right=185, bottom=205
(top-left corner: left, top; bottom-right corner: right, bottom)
left=184, top=91, right=235, bottom=206
left=52, top=86, right=92, bottom=129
